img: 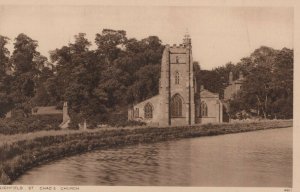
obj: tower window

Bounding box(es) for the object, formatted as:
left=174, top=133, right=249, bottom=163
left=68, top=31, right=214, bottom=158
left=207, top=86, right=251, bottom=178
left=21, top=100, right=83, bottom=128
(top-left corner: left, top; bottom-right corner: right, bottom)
left=144, top=103, right=153, bottom=119
left=175, top=56, right=179, bottom=63
left=175, top=72, right=180, bottom=85
left=200, top=101, right=208, bottom=117
left=171, top=94, right=183, bottom=117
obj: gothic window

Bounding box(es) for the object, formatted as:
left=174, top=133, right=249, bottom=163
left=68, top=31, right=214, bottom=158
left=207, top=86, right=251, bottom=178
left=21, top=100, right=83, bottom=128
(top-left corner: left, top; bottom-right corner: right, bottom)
left=201, top=101, right=208, bottom=117
left=144, top=103, right=153, bottom=119
left=134, top=108, right=139, bottom=118
left=171, top=94, right=183, bottom=117
left=175, top=56, right=179, bottom=63
left=175, top=72, right=180, bottom=85
left=196, top=103, right=200, bottom=117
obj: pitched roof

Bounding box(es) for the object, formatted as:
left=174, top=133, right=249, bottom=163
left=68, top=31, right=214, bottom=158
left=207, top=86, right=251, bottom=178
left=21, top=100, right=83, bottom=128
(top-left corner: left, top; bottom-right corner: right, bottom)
left=200, top=89, right=219, bottom=98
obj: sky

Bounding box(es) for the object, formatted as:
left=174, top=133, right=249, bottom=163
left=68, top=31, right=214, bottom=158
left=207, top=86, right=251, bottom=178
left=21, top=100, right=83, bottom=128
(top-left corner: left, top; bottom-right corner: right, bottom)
left=0, top=5, right=293, bottom=70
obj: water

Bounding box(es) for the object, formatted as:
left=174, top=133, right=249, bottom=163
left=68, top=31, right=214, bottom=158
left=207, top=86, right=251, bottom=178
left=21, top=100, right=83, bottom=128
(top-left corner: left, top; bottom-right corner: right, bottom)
left=14, top=127, right=292, bottom=187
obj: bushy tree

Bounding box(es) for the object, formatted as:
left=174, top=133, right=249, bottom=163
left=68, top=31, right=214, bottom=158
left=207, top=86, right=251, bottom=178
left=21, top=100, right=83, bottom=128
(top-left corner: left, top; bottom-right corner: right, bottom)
left=227, top=46, right=293, bottom=119
left=0, top=36, right=10, bottom=75
left=50, top=33, right=106, bottom=126
left=8, top=34, right=48, bottom=116
left=95, top=31, right=164, bottom=108
left=0, top=35, right=12, bottom=117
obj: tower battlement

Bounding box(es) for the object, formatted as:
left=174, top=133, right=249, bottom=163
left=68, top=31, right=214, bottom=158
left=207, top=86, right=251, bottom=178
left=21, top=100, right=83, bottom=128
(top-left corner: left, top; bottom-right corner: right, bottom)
left=165, top=32, right=191, bottom=49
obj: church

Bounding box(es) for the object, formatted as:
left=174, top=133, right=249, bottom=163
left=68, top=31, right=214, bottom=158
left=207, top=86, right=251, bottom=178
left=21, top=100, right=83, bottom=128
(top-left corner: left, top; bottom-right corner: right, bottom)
left=128, top=34, right=223, bottom=126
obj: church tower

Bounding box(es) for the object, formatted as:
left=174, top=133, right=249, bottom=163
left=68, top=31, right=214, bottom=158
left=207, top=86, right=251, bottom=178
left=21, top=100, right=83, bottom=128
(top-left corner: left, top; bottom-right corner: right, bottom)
left=159, top=34, right=195, bottom=126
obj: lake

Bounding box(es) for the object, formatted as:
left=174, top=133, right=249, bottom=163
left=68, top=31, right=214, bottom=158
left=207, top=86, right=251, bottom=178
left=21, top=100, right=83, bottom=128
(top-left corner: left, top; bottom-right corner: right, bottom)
left=14, top=127, right=292, bottom=187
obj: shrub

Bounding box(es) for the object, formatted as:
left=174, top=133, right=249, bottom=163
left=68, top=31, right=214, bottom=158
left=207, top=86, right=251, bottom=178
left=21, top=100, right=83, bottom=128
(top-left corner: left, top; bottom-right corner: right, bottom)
left=0, top=115, right=62, bottom=135
left=101, top=112, right=146, bottom=127
left=113, top=120, right=146, bottom=127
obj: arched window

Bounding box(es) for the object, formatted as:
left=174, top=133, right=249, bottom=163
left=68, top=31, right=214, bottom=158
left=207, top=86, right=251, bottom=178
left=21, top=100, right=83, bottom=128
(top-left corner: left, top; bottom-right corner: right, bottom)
left=144, top=103, right=153, bottom=119
left=201, top=101, right=208, bottom=117
left=196, top=103, right=200, bottom=117
left=171, top=94, right=183, bottom=117
left=175, top=72, right=180, bottom=84
left=134, top=108, right=139, bottom=118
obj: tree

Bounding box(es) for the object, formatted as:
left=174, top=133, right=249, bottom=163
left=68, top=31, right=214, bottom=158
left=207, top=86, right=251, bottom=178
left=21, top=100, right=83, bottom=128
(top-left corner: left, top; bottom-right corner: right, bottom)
left=96, top=33, right=164, bottom=108
left=50, top=33, right=107, bottom=127
left=8, top=34, right=47, bottom=115
left=270, top=48, right=293, bottom=118
left=127, top=64, right=160, bottom=103
left=240, top=65, right=273, bottom=118
left=118, top=36, right=163, bottom=104
left=226, top=46, right=293, bottom=119
left=196, top=69, right=225, bottom=97
left=0, top=35, right=12, bottom=117
left=0, top=35, right=10, bottom=75
left=11, top=34, right=39, bottom=74
left=46, top=30, right=164, bottom=125
left=95, top=29, right=127, bottom=65
left=31, top=67, right=56, bottom=106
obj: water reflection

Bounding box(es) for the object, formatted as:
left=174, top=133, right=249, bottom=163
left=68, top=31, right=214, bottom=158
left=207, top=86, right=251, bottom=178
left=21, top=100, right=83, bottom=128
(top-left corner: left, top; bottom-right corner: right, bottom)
left=14, top=128, right=292, bottom=187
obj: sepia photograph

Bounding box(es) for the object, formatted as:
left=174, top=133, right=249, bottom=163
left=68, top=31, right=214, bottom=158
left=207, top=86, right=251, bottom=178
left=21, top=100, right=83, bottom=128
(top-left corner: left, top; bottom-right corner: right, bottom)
left=0, top=1, right=296, bottom=191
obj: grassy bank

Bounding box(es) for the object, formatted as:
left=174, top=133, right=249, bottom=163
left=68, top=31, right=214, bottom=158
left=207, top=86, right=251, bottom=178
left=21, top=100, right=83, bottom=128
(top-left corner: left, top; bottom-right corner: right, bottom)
left=0, top=120, right=292, bottom=184
left=0, top=115, right=62, bottom=135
